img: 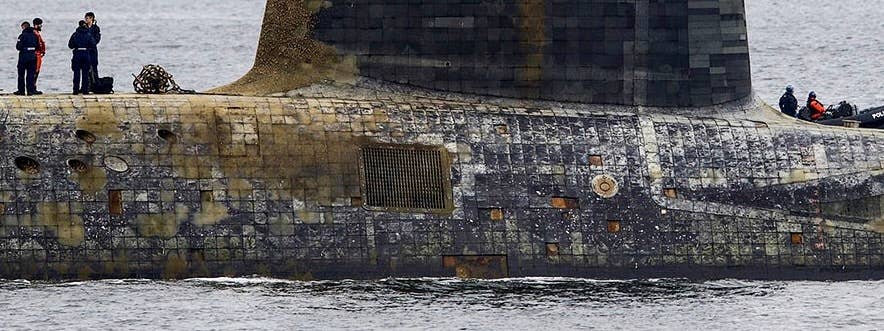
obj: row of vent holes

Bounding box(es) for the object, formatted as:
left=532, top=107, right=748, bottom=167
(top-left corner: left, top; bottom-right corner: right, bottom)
left=14, top=157, right=90, bottom=174
left=13, top=129, right=179, bottom=174
left=75, top=129, right=178, bottom=144
left=14, top=157, right=118, bottom=174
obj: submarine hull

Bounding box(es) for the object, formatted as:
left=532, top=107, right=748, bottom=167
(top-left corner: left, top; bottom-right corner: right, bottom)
left=0, top=92, right=880, bottom=280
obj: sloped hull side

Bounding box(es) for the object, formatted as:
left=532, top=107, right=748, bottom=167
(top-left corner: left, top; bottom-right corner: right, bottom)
left=0, top=94, right=880, bottom=280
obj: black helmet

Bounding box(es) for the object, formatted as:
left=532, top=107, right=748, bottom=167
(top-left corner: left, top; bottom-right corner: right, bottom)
left=809, top=91, right=816, bottom=98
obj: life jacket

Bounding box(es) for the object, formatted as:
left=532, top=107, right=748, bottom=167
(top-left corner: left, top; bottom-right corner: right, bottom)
left=808, top=98, right=826, bottom=120
left=34, top=30, right=45, bottom=56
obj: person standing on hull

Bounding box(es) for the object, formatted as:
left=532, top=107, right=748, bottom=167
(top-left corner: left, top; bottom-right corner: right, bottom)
left=14, top=21, right=40, bottom=96
left=69, top=20, right=95, bottom=95
left=778, top=85, right=798, bottom=117
left=32, top=17, right=46, bottom=94
left=84, top=12, right=101, bottom=79
left=807, top=91, right=827, bottom=121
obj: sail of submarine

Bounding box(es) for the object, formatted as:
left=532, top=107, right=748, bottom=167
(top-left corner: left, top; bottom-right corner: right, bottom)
left=0, top=0, right=881, bottom=280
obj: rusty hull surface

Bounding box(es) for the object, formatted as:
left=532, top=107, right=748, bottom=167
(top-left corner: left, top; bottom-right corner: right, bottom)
left=0, top=91, right=880, bottom=280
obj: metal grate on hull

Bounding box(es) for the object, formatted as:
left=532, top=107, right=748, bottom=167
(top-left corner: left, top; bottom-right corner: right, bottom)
left=359, top=144, right=453, bottom=213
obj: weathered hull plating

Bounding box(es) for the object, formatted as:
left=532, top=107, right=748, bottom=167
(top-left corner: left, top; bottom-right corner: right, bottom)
left=0, top=92, right=880, bottom=280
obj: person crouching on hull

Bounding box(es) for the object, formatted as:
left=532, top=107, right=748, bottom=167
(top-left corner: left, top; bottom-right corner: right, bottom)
left=14, top=21, right=40, bottom=96
left=69, top=20, right=95, bottom=95
left=779, top=85, right=798, bottom=117
left=807, top=91, right=826, bottom=121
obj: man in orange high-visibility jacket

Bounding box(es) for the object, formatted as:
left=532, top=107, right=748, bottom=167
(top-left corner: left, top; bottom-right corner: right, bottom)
left=807, top=91, right=826, bottom=121
left=33, top=18, right=46, bottom=94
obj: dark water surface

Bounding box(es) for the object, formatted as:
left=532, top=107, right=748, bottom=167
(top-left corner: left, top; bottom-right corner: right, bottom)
left=0, top=1, right=882, bottom=330
left=1, top=277, right=882, bottom=330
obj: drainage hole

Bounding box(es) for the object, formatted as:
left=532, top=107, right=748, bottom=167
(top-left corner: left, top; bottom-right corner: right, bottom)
left=14, top=156, right=40, bottom=175
left=157, top=129, right=178, bottom=143
left=67, top=159, right=89, bottom=173
left=75, top=129, right=97, bottom=144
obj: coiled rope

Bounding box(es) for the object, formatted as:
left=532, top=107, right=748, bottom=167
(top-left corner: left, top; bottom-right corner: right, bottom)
left=132, top=64, right=195, bottom=94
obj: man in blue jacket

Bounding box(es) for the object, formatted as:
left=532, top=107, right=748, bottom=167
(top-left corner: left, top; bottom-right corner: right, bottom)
left=69, top=20, right=96, bottom=94
left=15, top=21, right=40, bottom=96
left=779, top=85, right=798, bottom=117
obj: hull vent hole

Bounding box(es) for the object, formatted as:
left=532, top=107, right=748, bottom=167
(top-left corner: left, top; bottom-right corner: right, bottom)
left=75, top=130, right=97, bottom=144
left=67, top=159, right=89, bottom=173
left=14, top=156, right=40, bottom=175
left=157, top=129, right=178, bottom=143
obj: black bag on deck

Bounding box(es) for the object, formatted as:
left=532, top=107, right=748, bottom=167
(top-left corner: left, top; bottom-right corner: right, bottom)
left=830, top=101, right=857, bottom=118
left=797, top=106, right=812, bottom=121
left=90, top=71, right=114, bottom=94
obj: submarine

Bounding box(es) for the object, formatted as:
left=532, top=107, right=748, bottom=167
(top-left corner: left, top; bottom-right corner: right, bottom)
left=0, top=0, right=881, bottom=281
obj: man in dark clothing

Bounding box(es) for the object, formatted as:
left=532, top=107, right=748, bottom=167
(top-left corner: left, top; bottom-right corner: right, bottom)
left=69, top=20, right=96, bottom=94
left=15, top=22, right=40, bottom=96
left=84, top=12, right=101, bottom=77
left=779, top=85, right=798, bottom=117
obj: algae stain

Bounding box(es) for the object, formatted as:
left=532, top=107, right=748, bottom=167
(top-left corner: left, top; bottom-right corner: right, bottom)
left=163, top=253, right=188, bottom=279
left=211, top=106, right=370, bottom=207
left=195, top=201, right=229, bottom=226
left=210, top=0, right=358, bottom=95
left=135, top=205, right=190, bottom=238
left=786, top=169, right=808, bottom=183
left=517, top=0, right=547, bottom=84
left=305, top=0, right=332, bottom=13
left=70, top=166, right=108, bottom=195
left=297, top=210, right=322, bottom=224
left=155, top=97, right=378, bottom=222
left=77, top=265, right=95, bottom=280
left=269, top=214, right=295, bottom=235
left=104, top=253, right=130, bottom=277
left=229, top=178, right=254, bottom=200
left=869, top=218, right=884, bottom=234
left=36, top=202, right=85, bottom=247
left=75, top=106, right=122, bottom=138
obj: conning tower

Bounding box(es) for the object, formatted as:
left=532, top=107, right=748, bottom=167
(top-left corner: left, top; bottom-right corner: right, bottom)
left=218, top=0, right=751, bottom=107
